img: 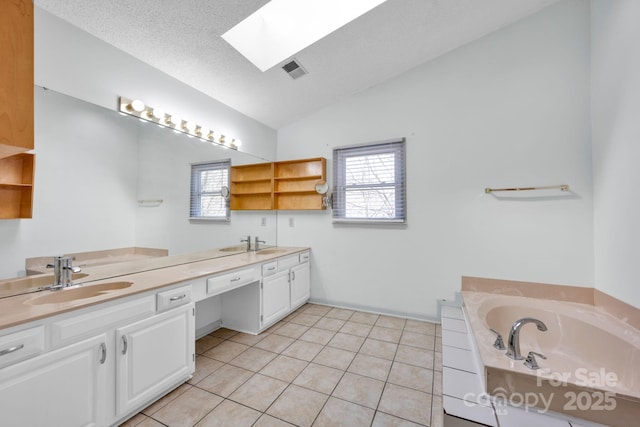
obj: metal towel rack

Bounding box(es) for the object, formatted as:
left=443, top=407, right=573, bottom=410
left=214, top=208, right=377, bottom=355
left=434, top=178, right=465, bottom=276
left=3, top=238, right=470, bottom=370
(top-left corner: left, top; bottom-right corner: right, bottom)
left=485, top=184, right=569, bottom=194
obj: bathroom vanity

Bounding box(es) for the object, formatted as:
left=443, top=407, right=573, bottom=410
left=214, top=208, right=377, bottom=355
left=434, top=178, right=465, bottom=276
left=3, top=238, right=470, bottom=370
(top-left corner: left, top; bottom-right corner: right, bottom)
left=0, top=246, right=310, bottom=427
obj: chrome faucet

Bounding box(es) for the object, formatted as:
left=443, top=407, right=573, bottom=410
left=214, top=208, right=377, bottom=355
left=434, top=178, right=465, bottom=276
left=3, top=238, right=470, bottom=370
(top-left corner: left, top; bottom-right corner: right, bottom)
left=254, top=236, right=266, bottom=251
left=46, top=255, right=82, bottom=290
left=506, top=317, right=547, bottom=360
left=240, top=235, right=251, bottom=252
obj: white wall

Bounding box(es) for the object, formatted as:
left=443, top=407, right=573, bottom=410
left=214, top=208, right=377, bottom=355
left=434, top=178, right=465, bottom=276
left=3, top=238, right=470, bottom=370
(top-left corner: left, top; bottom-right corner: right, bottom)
left=591, top=0, right=640, bottom=308
left=277, top=0, right=593, bottom=320
left=0, top=89, right=139, bottom=278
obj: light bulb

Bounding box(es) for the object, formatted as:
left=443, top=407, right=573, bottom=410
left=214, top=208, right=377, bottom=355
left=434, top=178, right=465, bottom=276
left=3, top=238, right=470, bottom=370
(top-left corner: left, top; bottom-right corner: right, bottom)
left=212, top=130, right=222, bottom=142
left=186, top=121, right=197, bottom=132
left=130, top=99, right=145, bottom=112
left=170, top=115, right=182, bottom=127
left=152, top=108, right=165, bottom=120
left=199, top=126, right=210, bottom=138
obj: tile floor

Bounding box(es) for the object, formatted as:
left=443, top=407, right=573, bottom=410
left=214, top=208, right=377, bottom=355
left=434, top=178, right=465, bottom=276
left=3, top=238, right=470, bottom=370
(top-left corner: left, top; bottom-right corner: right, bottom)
left=120, top=304, right=443, bottom=427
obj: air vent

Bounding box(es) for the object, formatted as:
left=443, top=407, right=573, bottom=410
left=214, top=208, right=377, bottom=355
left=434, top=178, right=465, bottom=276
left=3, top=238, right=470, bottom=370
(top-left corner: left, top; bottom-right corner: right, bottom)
left=282, top=59, right=307, bottom=80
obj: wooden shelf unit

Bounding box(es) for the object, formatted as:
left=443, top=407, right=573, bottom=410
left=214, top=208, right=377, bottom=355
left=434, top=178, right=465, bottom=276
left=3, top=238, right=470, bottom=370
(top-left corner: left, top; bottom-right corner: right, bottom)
left=230, top=163, right=274, bottom=210
left=0, top=153, right=34, bottom=219
left=274, top=158, right=326, bottom=210
left=1, top=0, right=34, bottom=160
left=230, top=157, right=327, bottom=210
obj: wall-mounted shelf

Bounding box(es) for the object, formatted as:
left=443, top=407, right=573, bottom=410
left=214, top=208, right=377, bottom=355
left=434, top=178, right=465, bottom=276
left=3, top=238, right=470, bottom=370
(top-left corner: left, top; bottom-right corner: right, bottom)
left=0, top=153, right=34, bottom=219
left=230, top=157, right=326, bottom=211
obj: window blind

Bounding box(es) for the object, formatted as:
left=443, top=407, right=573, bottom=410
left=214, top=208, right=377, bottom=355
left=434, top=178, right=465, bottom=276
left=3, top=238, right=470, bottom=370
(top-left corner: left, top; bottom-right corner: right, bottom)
left=333, top=138, right=406, bottom=223
left=190, top=159, right=230, bottom=220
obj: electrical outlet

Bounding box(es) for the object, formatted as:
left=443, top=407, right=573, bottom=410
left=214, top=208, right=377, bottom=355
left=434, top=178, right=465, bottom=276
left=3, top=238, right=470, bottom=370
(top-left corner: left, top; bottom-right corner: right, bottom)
left=261, top=217, right=267, bottom=226
left=289, top=217, right=294, bottom=227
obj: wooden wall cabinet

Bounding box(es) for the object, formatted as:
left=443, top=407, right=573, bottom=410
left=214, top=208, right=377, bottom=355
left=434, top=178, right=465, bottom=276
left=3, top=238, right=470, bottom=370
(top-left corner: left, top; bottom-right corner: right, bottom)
left=1, top=0, right=34, bottom=159
left=230, top=157, right=326, bottom=211
left=0, top=153, right=34, bottom=219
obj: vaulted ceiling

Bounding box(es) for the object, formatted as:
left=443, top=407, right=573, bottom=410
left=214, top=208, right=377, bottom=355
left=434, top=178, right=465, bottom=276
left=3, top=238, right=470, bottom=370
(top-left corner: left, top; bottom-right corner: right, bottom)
left=35, top=0, right=561, bottom=129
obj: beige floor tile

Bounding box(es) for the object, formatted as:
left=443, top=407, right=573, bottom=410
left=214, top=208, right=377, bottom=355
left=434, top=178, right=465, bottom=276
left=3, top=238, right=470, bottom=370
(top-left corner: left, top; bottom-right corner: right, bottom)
left=327, top=332, right=365, bottom=352
left=436, top=324, right=442, bottom=337
left=301, top=304, right=332, bottom=316
left=229, top=374, right=289, bottom=412
left=332, top=372, right=384, bottom=409
left=378, top=383, right=432, bottom=425
left=375, top=315, right=406, bottom=330
left=400, top=331, right=435, bottom=350
left=434, top=351, right=442, bottom=372
left=118, top=413, right=148, bottom=427
left=203, top=340, right=249, bottom=363
left=339, top=321, right=373, bottom=337
left=229, top=332, right=269, bottom=346
left=255, top=333, right=296, bottom=353
left=369, top=326, right=402, bottom=343
left=313, top=397, right=374, bottom=427
left=280, top=340, right=324, bottom=361
left=195, top=399, right=261, bottom=427
left=196, top=364, right=253, bottom=397
left=313, top=317, right=346, bottom=332
left=394, top=345, right=434, bottom=369
left=188, top=355, right=224, bottom=384
left=350, top=311, right=379, bottom=325
left=135, top=417, right=167, bottom=427
left=152, top=387, right=223, bottom=427
left=388, top=362, right=434, bottom=393
left=142, top=383, right=192, bottom=415
left=267, top=385, right=329, bottom=427
left=290, top=313, right=322, bottom=326
left=431, top=394, right=443, bottom=427
left=293, top=363, right=344, bottom=395
left=260, top=355, right=309, bottom=382
left=195, top=335, right=224, bottom=354
left=264, top=321, right=287, bottom=334
left=312, top=346, right=356, bottom=370
left=348, top=353, right=392, bottom=381
left=371, top=411, right=424, bottom=427
left=254, top=414, right=296, bottom=426
left=208, top=328, right=238, bottom=340
left=404, top=319, right=436, bottom=336
left=229, top=347, right=277, bottom=372
left=433, top=370, right=442, bottom=395
left=360, top=338, right=398, bottom=360
left=325, top=307, right=355, bottom=320
left=273, top=322, right=310, bottom=339
left=300, top=327, right=335, bottom=345
left=435, top=335, right=442, bottom=350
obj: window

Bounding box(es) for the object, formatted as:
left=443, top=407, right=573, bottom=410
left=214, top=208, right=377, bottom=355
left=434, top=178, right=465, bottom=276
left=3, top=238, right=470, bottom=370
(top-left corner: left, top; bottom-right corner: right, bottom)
left=333, top=138, right=406, bottom=223
left=190, top=160, right=230, bottom=220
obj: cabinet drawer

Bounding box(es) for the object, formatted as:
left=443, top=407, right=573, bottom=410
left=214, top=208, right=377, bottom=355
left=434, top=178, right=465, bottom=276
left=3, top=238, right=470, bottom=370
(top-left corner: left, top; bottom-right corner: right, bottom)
left=277, top=255, right=299, bottom=272
left=50, top=295, right=156, bottom=348
left=207, top=267, right=259, bottom=297
left=299, top=251, right=310, bottom=263
left=0, top=325, right=45, bottom=368
left=157, top=285, right=192, bottom=313
left=262, top=261, right=278, bottom=277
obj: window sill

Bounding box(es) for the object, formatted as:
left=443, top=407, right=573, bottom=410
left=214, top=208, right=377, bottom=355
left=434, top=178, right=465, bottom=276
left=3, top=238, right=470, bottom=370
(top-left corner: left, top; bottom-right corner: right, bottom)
left=189, top=217, right=230, bottom=223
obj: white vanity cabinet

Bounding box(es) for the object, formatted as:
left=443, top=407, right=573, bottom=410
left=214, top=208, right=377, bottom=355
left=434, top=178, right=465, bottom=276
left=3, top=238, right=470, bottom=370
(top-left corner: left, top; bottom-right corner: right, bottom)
left=116, top=302, right=195, bottom=417
left=262, top=270, right=291, bottom=326
left=0, top=334, right=108, bottom=427
left=290, top=261, right=310, bottom=310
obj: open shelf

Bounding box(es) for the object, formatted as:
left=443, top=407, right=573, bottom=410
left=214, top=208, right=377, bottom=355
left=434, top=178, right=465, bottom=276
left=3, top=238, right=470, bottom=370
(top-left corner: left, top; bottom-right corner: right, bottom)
left=0, top=153, right=34, bottom=219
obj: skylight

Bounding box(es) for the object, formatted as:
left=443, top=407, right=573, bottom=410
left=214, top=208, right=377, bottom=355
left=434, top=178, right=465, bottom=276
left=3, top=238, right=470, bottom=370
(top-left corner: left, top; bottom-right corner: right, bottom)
left=222, top=0, right=387, bottom=72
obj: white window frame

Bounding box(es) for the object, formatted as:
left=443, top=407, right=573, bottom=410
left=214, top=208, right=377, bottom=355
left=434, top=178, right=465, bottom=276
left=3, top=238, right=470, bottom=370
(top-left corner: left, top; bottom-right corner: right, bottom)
left=332, top=138, right=406, bottom=224
left=190, top=159, right=230, bottom=221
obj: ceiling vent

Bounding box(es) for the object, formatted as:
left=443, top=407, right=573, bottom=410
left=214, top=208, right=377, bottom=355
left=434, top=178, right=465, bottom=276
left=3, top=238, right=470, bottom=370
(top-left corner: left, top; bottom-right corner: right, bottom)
left=282, top=59, right=308, bottom=80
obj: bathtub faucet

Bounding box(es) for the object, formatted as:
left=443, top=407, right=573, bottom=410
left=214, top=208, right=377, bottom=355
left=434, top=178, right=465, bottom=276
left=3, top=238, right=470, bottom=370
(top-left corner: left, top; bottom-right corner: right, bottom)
left=506, top=317, right=547, bottom=360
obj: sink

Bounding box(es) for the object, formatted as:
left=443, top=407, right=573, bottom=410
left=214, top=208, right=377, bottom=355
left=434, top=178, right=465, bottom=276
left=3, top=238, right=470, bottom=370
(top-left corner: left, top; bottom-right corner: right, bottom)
left=257, top=248, right=287, bottom=255
left=27, top=281, right=133, bottom=305
left=0, top=273, right=90, bottom=299
left=219, top=245, right=248, bottom=252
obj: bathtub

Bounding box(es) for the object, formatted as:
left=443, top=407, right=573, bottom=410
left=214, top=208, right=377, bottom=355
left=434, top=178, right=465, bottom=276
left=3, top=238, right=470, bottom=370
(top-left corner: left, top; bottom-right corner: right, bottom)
left=463, top=291, right=640, bottom=427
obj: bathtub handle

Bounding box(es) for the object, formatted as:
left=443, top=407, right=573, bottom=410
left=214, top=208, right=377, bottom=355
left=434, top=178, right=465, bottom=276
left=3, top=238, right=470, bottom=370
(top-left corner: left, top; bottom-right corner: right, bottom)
left=524, top=351, right=546, bottom=370
left=489, top=328, right=506, bottom=350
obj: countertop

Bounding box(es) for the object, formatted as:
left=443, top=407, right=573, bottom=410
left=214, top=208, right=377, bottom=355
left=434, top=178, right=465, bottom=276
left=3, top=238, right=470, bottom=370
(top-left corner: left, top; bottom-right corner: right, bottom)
left=0, top=247, right=308, bottom=330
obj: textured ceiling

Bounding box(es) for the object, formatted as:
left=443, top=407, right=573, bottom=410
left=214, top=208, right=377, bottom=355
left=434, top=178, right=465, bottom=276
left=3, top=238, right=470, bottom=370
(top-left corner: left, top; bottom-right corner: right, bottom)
left=35, top=0, right=561, bottom=129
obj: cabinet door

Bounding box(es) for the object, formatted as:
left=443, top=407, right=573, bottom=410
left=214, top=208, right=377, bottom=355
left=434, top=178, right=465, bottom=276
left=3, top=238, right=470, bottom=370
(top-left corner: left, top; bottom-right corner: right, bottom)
left=0, top=334, right=107, bottom=427
left=262, top=270, right=290, bottom=327
left=116, top=303, right=195, bottom=417
left=290, top=262, right=310, bottom=309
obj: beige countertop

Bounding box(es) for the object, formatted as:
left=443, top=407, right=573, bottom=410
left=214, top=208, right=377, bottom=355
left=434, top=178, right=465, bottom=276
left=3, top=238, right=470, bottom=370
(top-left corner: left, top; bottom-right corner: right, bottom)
left=0, top=247, right=308, bottom=330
